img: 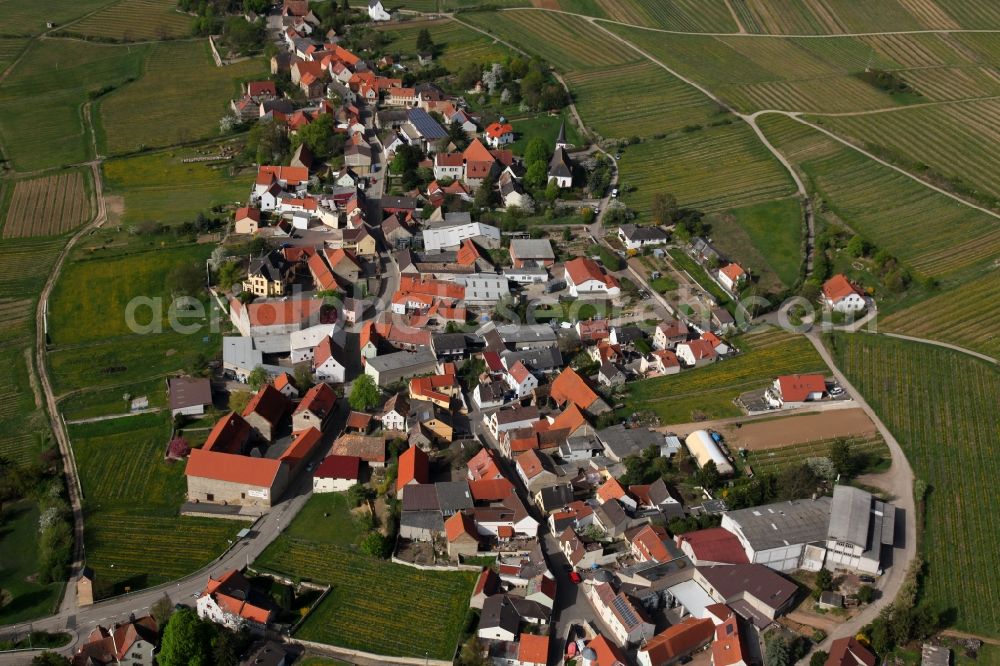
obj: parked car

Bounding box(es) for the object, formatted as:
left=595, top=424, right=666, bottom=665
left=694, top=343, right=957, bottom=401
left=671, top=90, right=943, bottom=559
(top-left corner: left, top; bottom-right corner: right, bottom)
left=611, top=188, right=619, bottom=198
left=569, top=571, right=582, bottom=584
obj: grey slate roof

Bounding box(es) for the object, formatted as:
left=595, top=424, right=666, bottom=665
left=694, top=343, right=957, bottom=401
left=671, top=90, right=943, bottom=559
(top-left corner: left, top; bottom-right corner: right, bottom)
left=400, top=510, right=444, bottom=533
left=724, top=497, right=831, bottom=550
left=500, top=347, right=563, bottom=371
left=596, top=424, right=665, bottom=461
left=366, top=348, right=437, bottom=373
left=828, top=485, right=873, bottom=548
left=536, top=483, right=574, bottom=512
left=548, top=146, right=573, bottom=179
left=619, top=223, right=669, bottom=243
left=497, top=324, right=557, bottom=346
left=510, top=238, right=555, bottom=261
left=435, top=481, right=473, bottom=513
left=402, top=484, right=440, bottom=512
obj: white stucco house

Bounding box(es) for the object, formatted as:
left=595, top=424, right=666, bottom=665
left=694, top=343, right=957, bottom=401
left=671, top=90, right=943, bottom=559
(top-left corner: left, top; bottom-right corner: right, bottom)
left=368, top=0, right=391, bottom=21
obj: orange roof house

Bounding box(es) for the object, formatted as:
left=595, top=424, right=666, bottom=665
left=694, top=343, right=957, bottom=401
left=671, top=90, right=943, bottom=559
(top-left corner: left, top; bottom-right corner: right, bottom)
left=638, top=617, right=714, bottom=666
left=826, top=637, right=876, bottom=666
left=467, top=447, right=504, bottom=481
left=822, top=274, right=866, bottom=311
left=242, top=384, right=290, bottom=440
left=774, top=374, right=826, bottom=403
left=711, top=609, right=746, bottom=666
left=203, top=412, right=252, bottom=453
left=199, top=569, right=273, bottom=627
left=517, top=634, right=550, bottom=666
left=549, top=367, right=609, bottom=415
left=397, top=445, right=429, bottom=493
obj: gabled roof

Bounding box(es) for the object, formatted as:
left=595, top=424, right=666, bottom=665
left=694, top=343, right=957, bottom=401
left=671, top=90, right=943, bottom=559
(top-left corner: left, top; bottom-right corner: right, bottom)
left=712, top=610, right=745, bottom=666
left=314, top=455, right=360, bottom=481
left=517, top=448, right=555, bottom=480
left=243, top=385, right=290, bottom=427
left=168, top=376, right=212, bottom=411
left=720, top=262, right=746, bottom=282
left=295, top=382, right=337, bottom=419
left=244, top=298, right=323, bottom=327
left=776, top=374, right=826, bottom=402
left=564, top=257, right=618, bottom=290
left=639, top=617, right=714, bottom=665
left=204, top=412, right=252, bottom=453
left=629, top=524, right=672, bottom=562
left=185, top=448, right=283, bottom=487
left=596, top=477, right=630, bottom=504
left=313, top=335, right=345, bottom=370
left=463, top=138, right=494, bottom=164
left=679, top=339, right=717, bottom=361
left=444, top=510, right=478, bottom=542
left=485, top=121, right=514, bottom=138
left=508, top=360, right=533, bottom=385
left=280, top=427, right=323, bottom=465
left=587, top=635, right=628, bottom=666
left=822, top=273, right=863, bottom=302
left=469, top=478, right=515, bottom=502
left=397, top=446, right=429, bottom=490
left=826, top=637, right=876, bottom=666
left=550, top=367, right=601, bottom=412
left=675, top=527, right=749, bottom=564
left=332, top=434, right=386, bottom=463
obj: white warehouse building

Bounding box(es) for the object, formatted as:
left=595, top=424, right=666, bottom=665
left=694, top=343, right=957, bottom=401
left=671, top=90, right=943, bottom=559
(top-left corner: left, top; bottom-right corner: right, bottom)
left=721, top=497, right=832, bottom=572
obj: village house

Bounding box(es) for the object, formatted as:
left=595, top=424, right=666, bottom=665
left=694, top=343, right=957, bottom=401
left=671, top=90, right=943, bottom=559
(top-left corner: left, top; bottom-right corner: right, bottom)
left=197, top=570, right=273, bottom=634
left=312, top=455, right=361, bottom=493
left=243, top=251, right=291, bottom=298
left=636, top=617, right=714, bottom=666
left=565, top=257, right=621, bottom=298
left=242, top=384, right=290, bottom=442
left=822, top=274, right=867, bottom=312
left=618, top=224, right=669, bottom=251
left=292, top=382, right=337, bottom=432
left=312, top=335, right=347, bottom=383
left=234, top=206, right=261, bottom=235
left=509, top=238, right=555, bottom=268
left=71, top=616, right=159, bottom=666
left=168, top=376, right=212, bottom=418
left=718, top=263, right=747, bottom=294
left=676, top=339, right=717, bottom=367
left=585, top=580, right=655, bottom=646
left=766, top=373, right=827, bottom=408
left=484, top=121, right=514, bottom=147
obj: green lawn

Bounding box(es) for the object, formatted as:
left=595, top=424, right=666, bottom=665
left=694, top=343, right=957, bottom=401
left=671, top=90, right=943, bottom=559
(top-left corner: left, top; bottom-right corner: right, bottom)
left=255, top=495, right=477, bottom=659
left=0, top=501, right=65, bottom=625
left=59, top=378, right=168, bottom=421
left=377, top=17, right=509, bottom=72
left=99, top=40, right=265, bottom=155
left=282, top=493, right=366, bottom=548
left=69, top=413, right=238, bottom=598
left=102, top=145, right=253, bottom=227
left=827, top=332, right=1000, bottom=637
left=623, top=329, right=826, bottom=424
left=508, top=111, right=582, bottom=156
left=48, top=244, right=214, bottom=346
left=708, top=197, right=803, bottom=292
left=0, top=39, right=147, bottom=172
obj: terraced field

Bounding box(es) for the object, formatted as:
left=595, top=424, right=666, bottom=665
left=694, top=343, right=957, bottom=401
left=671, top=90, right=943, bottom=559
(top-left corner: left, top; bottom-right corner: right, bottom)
left=100, top=41, right=264, bottom=154
left=377, top=18, right=509, bottom=71
left=729, top=0, right=972, bottom=33
left=814, top=100, right=1000, bottom=201
left=69, top=413, right=238, bottom=598
left=0, top=38, right=28, bottom=70
left=61, top=0, right=192, bottom=41
left=565, top=60, right=721, bottom=139
left=3, top=171, right=91, bottom=238
left=828, top=333, right=1000, bottom=638
left=759, top=114, right=1000, bottom=280
left=618, top=123, right=795, bottom=218
left=623, top=328, right=827, bottom=424
left=932, top=0, right=1000, bottom=28
left=880, top=272, right=1000, bottom=359
left=0, top=39, right=147, bottom=171
left=460, top=10, right=639, bottom=70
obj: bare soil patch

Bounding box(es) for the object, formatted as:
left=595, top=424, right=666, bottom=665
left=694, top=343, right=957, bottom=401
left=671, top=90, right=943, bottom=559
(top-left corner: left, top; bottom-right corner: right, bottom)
left=664, top=407, right=876, bottom=450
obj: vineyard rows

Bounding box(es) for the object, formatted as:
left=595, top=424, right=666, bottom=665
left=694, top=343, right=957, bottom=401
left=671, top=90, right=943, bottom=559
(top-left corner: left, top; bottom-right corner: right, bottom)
left=829, top=333, right=1000, bottom=637
left=0, top=237, right=64, bottom=294
left=600, top=0, right=736, bottom=32
left=880, top=272, right=1000, bottom=359
left=461, top=10, right=639, bottom=71
left=619, top=123, right=795, bottom=217
left=67, top=0, right=192, bottom=41
left=0, top=298, right=32, bottom=346
left=759, top=114, right=1000, bottom=278
left=819, top=99, right=1000, bottom=201
left=3, top=172, right=90, bottom=238
left=565, top=61, right=718, bottom=139
left=258, top=539, right=475, bottom=659
left=746, top=434, right=888, bottom=476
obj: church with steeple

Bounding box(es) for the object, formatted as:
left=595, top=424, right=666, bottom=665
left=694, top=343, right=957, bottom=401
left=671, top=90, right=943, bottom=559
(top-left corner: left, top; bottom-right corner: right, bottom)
left=547, top=120, right=574, bottom=189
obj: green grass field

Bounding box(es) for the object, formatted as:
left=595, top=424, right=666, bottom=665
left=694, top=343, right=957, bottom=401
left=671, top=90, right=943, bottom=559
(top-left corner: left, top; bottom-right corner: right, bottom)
left=879, top=271, right=1000, bottom=360
left=69, top=413, right=238, bottom=598
left=0, top=39, right=147, bottom=172
left=460, top=10, right=639, bottom=71
left=48, top=244, right=213, bottom=346
left=255, top=495, right=476, bottom=659
left=59, top=378, right=168, bottom=421
left=565, top=60, right=722, bottom=140
left=0, top=0, right=116, bottom=36
left=377, top=18, right=509, bottom=72
left=507, top=111, right=582, bottom=155
left=827, top=332, right=1000, bottom=637
left=759, top=114, right=1000, bottom=281
left=619, top=123, right=796, bottom=217
left=61, top=0, right=193, bottom=41
left=0, top=501, right=64, bottom=624
left=707, top=197, right=803, bottom=292
left=99, top=41, right=264, bottom=155
left=102, top=144, right=252, bottom=227
left=0, top=38, right=29, bottom=70
left=623, top=329, right=826, bottom=424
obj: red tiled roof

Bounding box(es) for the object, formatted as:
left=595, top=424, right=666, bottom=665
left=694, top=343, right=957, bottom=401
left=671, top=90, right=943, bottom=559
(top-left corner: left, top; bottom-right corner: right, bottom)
left=258, top=165, right=309, bottom=185
left=577, top=318, right=609, bottom=342
left=712, top=612, right=745, bottom=666
left=597, top=477, right=629, bottom=504
left=516, top=448, right=550, bottom=480
left=185, top=448, right=283, bottom=487
left=467, top=447, right=503, bottom=481
left=314, top=454, right=360, bottom=481
left=548, top=403, right=587, bottom=435
left=485, top=122, right=513, bottom=139
left=203, top=412, right=251, bottom=453
left=640, top=617, right=714, bottom=664
left=652, top=350, right=680, bottom=368
left=295, top=382, right=337, bottom=419
left=456, top=239, right=484, bottom=266
left=435, top=151, right=465, bottom=167
left=247, top=80, right=276, bottom=97
left=445, top=511, right=478, bottom=542
left=826, top=637, right=876, bottom=666
left=630, top=524, right=671, bottom=562
left=565, top=257, right=619, bottom=290
left=822, top=274, right=863, bottom=302
left=463, top=138, right=494, bottom=164
left=280, top=427, right=323, bottom=465
left=675, top=527, right=749, bottom=564
left=235, top=206, right=261, bottom=222
left=720, top=263, right=746, bottom=282
left=469, top=478, right=514, bottom=501
left=681, top=339, right=717, bottom=361
left=397, top=446, right=429, bottom=490
left=246, top=298, right=323, bottom=327
left=274, top=372, right=295, bottom=392
left=588, top=635, right=628, bottom=666
left=242, top=384, right=290, bottom=426
left=517, top=634, right=549, bottom=665
left=508, top=360, right=532, bottom=385
left=550, top=367, right=600, bottom=412
left=346, top=411, right=373, bottom=429
left=776, top=374, right=826, bottom=402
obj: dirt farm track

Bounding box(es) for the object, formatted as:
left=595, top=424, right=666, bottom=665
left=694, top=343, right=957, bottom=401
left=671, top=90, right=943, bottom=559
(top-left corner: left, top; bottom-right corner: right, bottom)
left=660, top=408, right=878, bottom=450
